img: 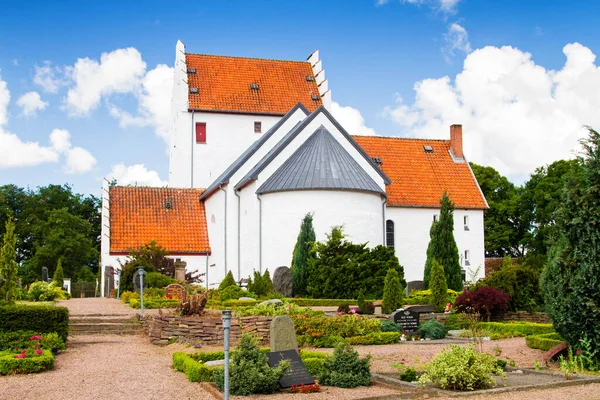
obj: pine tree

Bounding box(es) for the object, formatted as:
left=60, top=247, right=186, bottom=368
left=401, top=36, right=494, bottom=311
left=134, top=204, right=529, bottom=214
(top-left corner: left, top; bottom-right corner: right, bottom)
left=429, top=259, right=448, bottom=312
left=262, top=269, right=273, bottom=296
left=291, top=213, right=316, bottom=296
left=52, top=258, right=65, bottom=289
left=0, top=218, right=19, bottom=303
left=382, top=268, right=404, bottom=314
left=424, top=192, right=462, bottom=291
left=218, top=270, right=237, bottom=291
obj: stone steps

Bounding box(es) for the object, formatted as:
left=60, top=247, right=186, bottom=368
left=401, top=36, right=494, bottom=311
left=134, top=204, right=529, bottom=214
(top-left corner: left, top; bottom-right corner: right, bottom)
left=69, top=314, right=144, bottom=336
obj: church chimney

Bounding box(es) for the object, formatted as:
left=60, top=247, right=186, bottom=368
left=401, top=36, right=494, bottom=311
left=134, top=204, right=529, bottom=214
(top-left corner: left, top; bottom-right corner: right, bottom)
left=450, top=124, right=463, bottom=159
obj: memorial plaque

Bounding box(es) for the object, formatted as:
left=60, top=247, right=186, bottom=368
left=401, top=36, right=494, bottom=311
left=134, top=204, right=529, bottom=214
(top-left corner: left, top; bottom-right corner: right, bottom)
left=165, top=283, right=186, bottom=299
left=391, top=309, right=420, bottom=332
left=266, top=350, right=315, bottom=388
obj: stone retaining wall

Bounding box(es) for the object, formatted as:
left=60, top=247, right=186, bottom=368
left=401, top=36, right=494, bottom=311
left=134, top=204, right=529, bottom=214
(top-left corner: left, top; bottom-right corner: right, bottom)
left=140, top=315, right=273, bottom=346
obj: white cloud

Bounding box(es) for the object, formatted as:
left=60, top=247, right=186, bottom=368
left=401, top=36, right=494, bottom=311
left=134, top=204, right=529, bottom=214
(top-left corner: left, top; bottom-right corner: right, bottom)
left=64, top=47, right=147, bottom=115
left=400, top=0, right=461, bottom=14
left=65, top=147, right=96, bottom=174
left=443, top=23, right=472, bottom=61
left=0, top=74, right=9, bottom=126
left=108, top=163, right=167, bottom=186
left=49, top=128, right=72, bottom=153
left=33, top=61, right=66, bottom=93
left=331, top=101, right=377, bottom=136
left=16, top=91, right=48, bottom=116
left=383, top=42, right=600, bottom=181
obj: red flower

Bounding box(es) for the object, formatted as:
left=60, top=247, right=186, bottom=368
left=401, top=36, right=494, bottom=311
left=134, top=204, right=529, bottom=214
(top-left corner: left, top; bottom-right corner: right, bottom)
left=576, top=349, right=582, bottom=355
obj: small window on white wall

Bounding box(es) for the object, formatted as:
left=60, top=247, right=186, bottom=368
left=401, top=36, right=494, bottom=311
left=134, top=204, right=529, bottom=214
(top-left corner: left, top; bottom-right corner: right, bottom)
left=464, top=215, right=470, bottom=231
left=433, top=214, right=439, bottom=222
left=254, top=121, right=262, bottom=133
left=386, top=220, right=395, bottom=250
left=464, top=250, right=470, bottom=266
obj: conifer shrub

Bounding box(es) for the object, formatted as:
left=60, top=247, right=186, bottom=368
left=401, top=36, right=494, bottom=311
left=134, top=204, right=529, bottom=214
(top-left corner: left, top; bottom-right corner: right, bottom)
left=291, top=213, right=316, bottom=296
left=218, top=271, right=237, bottom=291
left=318, top=342, right=371, bottom=388
left=382, top=268, right=404, bottom=314
left=52, top=260, right=64, bottom=289
left=219, top=285, right=245, bottom=302
left=429, top=259, right=448, bottom=312
left=213, top=334, right=290, bottom=395
left=417, top=318, right=447, bottom=340
left=380, top=320, right=401, bottom=333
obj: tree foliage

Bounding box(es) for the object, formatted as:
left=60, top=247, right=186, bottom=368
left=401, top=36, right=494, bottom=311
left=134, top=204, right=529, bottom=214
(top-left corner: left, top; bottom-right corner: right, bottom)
left=542, top=127, right=600, bottom=362
left=307, top=227, right=405, bottom=299
left=52, top=259, right=64, bottom=289
left=0, top=218, right=18, bottom=302
left=247, top=269, right=273, bottom=297
left=424, top=192, right=462, bottom=291
left=429, top=259, right=448, bottom=312
left=382, top=268, right=405, bottom=314
left=291, top=213, right=315, bottom=296
left=218, top=270, right=237, bottom=291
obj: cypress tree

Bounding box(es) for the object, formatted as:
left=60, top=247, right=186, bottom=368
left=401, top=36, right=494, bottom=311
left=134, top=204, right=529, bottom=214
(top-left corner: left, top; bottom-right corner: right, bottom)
left=291, top=213, right=316, bottom=296
left=382, top=268, right=404, bottom=314
left=0, top=218, right=18, bottom=303
left=424, top=192, right=462, bottom=291
left=53, top=258, right=65, bottom=289
left=429, top=259, right=448, bottom=312
left=262, top=269, right=273, bottom=296
left=218, top=270, right=237, bottom=291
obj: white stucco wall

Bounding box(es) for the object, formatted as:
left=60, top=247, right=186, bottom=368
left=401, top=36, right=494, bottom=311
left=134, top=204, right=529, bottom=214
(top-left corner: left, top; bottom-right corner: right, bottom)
left=385, top=207, right=485, bottom=284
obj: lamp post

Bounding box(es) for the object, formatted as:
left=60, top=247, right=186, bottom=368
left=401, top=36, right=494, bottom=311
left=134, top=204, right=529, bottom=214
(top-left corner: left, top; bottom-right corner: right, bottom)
left=222, top=310, right=232, bottom=400
left=116, top=269, right=122, bottom=300
left=138, top=267, right=146, bottom=315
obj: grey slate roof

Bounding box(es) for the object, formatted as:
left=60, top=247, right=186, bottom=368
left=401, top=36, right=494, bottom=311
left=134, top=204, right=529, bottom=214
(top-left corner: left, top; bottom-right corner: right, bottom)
left=199, top=103, right=309, bottom=200
left=256, top=127, right=385, bottom=195
left=234, top=106, right=391, bottom=190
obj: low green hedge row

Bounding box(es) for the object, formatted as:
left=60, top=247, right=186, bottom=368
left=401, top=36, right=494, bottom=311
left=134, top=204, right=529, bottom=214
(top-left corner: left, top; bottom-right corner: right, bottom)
left=173, top=352, right=222, bottom=382
left=0, top=349, right=54, bottom=375
left=0, top=304, right=69, bottom=342
left=479, top=322, right=554, bottom=338
left=288, top=299, right=356, bottom=307
left=346, top=332, right=400, bottom=345
left=129, top=298, right=180, bottom=309
left=525, top=333, right=565, bottom=351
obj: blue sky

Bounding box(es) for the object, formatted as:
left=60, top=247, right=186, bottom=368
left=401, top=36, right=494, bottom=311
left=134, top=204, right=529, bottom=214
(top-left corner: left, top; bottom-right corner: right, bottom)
left=2, top=0, right=600, bottom=196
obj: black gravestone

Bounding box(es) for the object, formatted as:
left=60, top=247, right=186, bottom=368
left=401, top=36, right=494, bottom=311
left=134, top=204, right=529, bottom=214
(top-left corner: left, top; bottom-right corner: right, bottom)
left=42, top=267, right=49, bottom=283
left=391, top=309, right=420, bottom=333
left=266, top=350, right=315, bottom=388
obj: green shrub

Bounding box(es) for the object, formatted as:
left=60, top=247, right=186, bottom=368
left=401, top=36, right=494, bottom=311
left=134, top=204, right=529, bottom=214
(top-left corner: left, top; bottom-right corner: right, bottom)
left=382, top=268, right=404, bottom=314
left=418, top=344, right=505, bottom=390
left=218, top=271, right=237, bottom=291
left=221, top=298, right=257, bottom=307
left=345, top=332, right=400, bottom=345
left=526, top=333, right=564, bottom=351
left=143, top=287, right=167, bottom=298
left=0, top=304, right=69, bottom=341
left=292, top=313, right=382, bottom=344
left=429, top=259, right=448, bottom=312
left=480, top=257, right=541, bottom=311
left=40, top=332, right=66, bottom=353
left=444, top=313, right=463, bottom=330
left=235, top=301, right=321, bottom=317
left=213, top=334, right=289, bottom=395
left=404, top=289, right=461, bottom=306
left=172, top=352, right=222, bottom=382
left=219, top=285, right=245, bottom=302
left=380, top=320, right=401, bottom=333
left=0, top=349, right=54, bottom=375
left=52, top=260, right=64, bottom=289
left=318, top=342, right=371, bottom=388
left=303, top=357, right=327, bottom=377
left=145, top=273, right=176, bottom=289
left=129, top=298, right=179, bottom=309
left=27, top=281, right=67, bottom=301
left=0, top=330, right=37, bottom=351
left=479, top=322, right=554, bottom=338
left=291, top=213, right=316, bottom=297
left=291, top=298, right=355, bottom=307
left=400, top=368, right=418, bottom=382
left=417, top=318, right=447, bottom=340
left=120, top=291, right=137, bottom=303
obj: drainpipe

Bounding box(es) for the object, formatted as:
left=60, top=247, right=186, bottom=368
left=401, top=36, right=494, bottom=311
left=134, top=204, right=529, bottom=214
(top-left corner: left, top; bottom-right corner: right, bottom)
left=191, top=110, right=195, bottom=188
left=205, top=254, right=209, bottom=291
left=234, top=189, right=241, bottom=281
left=381, top=196, right=387, bottom=245
left=220, top=185, right=228, bottom=274
left=257, top=194, right=263, bottom=273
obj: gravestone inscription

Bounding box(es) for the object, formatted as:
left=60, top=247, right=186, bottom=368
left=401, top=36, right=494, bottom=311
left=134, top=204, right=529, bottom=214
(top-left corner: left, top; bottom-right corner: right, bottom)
left=391, top=308, right=420, bottom=332
left=266, top=350, right=315, bottom=388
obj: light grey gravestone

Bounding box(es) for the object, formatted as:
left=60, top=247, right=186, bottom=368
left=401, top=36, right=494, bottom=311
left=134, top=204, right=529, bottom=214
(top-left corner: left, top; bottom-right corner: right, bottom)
left=272, top=266, right=293, bottom=297
left=260, top=298, right=283, bottom=307
left=42, top=267, right=49, bottom=282
left=132, top=269, right=148, bottom=296
left=270, top=315, right=298, bottom=352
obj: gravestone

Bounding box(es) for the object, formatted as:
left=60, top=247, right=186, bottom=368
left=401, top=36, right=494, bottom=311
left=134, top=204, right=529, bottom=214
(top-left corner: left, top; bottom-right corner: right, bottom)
left=391, top=308, right=420, bottom=333
left=406, top=280, right=424, bottom=295
left=165, top=283, right=186, bottom=299
left=260, top=298, right=283, bottom=307
left=104, top=266, right=114, bottom=297
left=272, top=266, right=292, bottom=297
left=270, top=315, right=298, bottom=352
left=132, top=269, right=147, bottom=296
left=42, top=267, right=49, bottom=283
left=266, top=350, right=315, bottom=388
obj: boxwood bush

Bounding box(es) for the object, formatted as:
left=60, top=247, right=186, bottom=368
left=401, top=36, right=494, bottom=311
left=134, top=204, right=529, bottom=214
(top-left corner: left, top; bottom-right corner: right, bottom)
left=345, top=332, right=400, bottom=345
left=0, top=304, right=69, bottom=341
left=0, top=349, right=54, bottom=375
left=525, top=333, right=564, bottom=351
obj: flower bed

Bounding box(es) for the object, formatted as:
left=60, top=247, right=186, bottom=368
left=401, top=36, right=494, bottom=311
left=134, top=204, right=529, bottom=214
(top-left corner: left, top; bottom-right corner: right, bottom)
left=0, top=349, right=54, bottom=375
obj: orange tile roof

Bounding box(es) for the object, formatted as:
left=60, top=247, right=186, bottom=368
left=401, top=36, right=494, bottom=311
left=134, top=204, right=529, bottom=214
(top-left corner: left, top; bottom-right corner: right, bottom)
left=109, top=187, right=210, bottom=254
left=186, top=54, right=322, bottom=114
left=353, top=136, right=487, bottom=209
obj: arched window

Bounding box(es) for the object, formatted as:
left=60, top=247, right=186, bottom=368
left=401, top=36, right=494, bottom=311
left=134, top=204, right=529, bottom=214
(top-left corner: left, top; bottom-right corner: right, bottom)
left=386, top=220, right=395, bottom=250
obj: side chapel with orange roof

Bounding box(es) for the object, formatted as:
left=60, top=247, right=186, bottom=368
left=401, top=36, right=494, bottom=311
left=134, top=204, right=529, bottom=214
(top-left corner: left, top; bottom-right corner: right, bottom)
left=100, top=41, right=487, bottom=295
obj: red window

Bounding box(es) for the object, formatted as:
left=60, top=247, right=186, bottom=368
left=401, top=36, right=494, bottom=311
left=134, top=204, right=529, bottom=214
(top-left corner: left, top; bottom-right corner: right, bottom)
left=196, top=122, right=206, bottom=143
left=254, top=121, right=262, bottom=133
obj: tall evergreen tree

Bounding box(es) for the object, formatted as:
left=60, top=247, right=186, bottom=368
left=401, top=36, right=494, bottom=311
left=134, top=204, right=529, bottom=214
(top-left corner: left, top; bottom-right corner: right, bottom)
left=429, top=259, right=448, bottom=312
left=382, top=268, right=404, bottom=314
left=424, top=192, right=462, bottom=291
left=542, top=127, right=600, bottom=363
left=0, top=218, right=18, bottom=303
left=52, top=258, right=64, bottom=288
left=291, top=213, right=316, bottom=296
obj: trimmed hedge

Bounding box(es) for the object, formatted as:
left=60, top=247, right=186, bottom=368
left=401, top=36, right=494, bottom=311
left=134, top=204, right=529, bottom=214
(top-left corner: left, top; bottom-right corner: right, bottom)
left=0, top=304, right=69, bottom=342
left=479, top=322, right=554, bottom=338
left=526, top=333, right=565, bottom=351
left=289, top=298, right=356, bottom=307
left=129, top=298, right=180, bottom=309
left=0, top=349, right=54, bottom=375
left=345, top=332, right=400, bottom=345
left=172, top=352, right=222, bottom=382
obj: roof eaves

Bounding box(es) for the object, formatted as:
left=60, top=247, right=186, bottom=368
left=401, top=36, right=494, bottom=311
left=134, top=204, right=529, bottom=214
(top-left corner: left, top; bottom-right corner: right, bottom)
left=200, top=103, right=310, bottom=200
left=465, top=155, right=490, bottom=209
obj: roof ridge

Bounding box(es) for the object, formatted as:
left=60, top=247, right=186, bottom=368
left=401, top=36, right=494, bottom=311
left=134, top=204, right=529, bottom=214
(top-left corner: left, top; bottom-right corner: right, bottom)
left=352, top=135, right=449, bottom=142
left=186, top=53, right=312, bottom=65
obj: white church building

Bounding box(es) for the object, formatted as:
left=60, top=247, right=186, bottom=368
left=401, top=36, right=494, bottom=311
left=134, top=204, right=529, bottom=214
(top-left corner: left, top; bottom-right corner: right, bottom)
left=100, top=41, right=487, bottom=296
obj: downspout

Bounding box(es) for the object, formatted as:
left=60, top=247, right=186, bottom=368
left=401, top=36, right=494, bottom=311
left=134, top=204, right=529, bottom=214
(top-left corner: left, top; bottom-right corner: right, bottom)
left=191, top=110, right=195, bottom=187
left=220, top=185, right=228, bottom=274
left=234, top=189, right=241, bottom=281
left=257, top=194, right=263, bottom=273
left=381, top=196, right=387, bottom=245
left=205, top=254, right=209, bottom=291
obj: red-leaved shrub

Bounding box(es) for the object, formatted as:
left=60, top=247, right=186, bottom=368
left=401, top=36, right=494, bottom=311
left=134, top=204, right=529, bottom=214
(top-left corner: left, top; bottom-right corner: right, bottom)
left=453, top=286, right=510, bottom=321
